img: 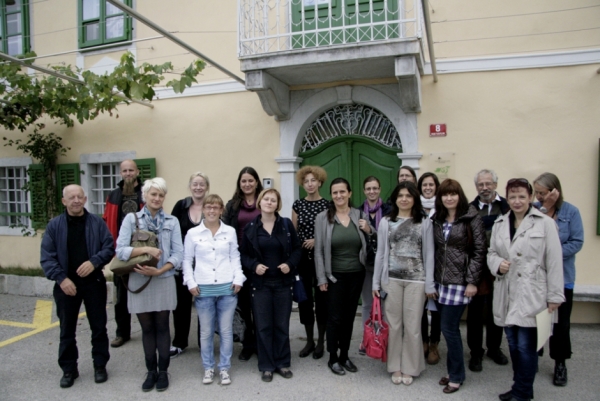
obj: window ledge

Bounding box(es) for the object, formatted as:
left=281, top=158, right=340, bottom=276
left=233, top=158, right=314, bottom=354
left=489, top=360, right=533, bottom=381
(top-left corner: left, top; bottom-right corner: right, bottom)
left=78, top=41, right=134, bottom=56
left=0, top=227, right=34, bottom=236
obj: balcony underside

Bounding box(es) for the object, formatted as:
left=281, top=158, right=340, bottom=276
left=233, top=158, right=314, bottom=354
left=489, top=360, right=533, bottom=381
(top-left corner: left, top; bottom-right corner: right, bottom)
left=240, top=40, right=424, bottom=120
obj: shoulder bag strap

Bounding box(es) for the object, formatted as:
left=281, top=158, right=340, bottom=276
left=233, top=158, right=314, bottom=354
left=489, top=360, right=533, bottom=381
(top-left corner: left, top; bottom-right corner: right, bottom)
left=121, top=275, right=152, bottom=294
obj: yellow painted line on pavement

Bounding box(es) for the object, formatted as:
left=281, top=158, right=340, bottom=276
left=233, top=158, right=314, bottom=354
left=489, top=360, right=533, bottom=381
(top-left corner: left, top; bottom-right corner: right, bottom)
left=0, top=300, right=86, bottom=348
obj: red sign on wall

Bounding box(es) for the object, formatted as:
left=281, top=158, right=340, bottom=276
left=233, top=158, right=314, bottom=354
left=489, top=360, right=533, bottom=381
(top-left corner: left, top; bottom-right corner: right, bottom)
left=430, top=124, right=447, bottom=137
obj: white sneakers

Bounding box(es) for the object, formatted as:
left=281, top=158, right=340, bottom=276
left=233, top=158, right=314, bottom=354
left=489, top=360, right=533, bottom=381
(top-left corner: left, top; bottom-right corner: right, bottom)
left=220, top=369, right=231, bottom=385
left=203, top=369, right=214, bottom=384
left=203, top=369, right=231, bottom=385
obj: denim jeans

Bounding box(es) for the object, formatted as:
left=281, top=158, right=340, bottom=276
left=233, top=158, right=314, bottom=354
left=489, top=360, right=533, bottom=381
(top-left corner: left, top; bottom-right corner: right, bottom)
left=53, top=274, right=110, bottom=373
left=251, top=279, right=293, bottom=372
left=505, top=326, right=538, bottom=401
left=196, top=294, right=238, bottom=371
left=438, top=302, right=467, bottom=383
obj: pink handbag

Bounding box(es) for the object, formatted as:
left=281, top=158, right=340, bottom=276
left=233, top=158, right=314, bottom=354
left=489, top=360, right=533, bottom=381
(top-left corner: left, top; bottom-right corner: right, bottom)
left=363, top=296, right=389, bottom=362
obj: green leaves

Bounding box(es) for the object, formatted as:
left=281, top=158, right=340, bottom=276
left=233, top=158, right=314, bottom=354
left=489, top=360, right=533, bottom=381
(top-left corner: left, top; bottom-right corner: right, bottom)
left=0, top=51, right=206, bottom=131
left=0, top=51, right=206, bottom=228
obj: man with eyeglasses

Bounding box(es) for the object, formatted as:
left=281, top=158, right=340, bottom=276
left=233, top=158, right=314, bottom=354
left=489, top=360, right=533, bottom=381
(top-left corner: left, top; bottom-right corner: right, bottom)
left=466, top=169, right=510, bottom=372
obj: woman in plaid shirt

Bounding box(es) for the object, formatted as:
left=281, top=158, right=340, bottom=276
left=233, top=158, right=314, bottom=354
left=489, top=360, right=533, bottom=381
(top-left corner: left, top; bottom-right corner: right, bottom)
left=428, top=179, right=486, bottom=394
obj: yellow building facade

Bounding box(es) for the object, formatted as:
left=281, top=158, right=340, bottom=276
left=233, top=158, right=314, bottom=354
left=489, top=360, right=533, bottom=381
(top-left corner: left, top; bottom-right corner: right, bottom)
left=0, top=0, right=599, bottom=321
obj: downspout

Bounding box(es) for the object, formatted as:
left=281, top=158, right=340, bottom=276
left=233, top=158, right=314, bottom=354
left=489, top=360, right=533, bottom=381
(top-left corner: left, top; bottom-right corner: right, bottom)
left=421, top=0, right=438, bottom=83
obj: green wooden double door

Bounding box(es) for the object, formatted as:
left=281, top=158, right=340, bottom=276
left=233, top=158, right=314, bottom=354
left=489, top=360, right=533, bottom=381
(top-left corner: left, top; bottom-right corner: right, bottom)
left=299, top=137, right=400, bottom=206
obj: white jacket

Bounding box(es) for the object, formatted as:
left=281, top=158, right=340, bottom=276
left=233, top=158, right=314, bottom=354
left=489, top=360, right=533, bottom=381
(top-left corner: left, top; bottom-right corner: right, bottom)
left=487, top=208, right=564, bottom=327
left=182, top=221, right=246, bottom=290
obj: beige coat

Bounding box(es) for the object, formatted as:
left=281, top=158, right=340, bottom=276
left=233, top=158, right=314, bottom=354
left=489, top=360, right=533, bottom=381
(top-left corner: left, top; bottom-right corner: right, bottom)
left=487, top=207, right=565, bottom=327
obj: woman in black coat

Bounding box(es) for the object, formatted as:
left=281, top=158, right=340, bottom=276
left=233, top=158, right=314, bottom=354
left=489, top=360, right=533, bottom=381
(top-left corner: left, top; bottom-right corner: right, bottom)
left=240, top=189, right=302, bottom=382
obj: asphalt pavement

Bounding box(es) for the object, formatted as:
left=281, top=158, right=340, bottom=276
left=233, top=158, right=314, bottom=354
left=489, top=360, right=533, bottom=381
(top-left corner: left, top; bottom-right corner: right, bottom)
left=0, top=293, right=598, bottom=401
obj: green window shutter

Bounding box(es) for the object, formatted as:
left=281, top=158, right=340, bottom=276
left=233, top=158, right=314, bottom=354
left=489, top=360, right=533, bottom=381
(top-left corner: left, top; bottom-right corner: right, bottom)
left=134, top=158, right=156, bottom=182
left=56, top=163, right=81, bottom=213
left=28, top=164, right=47, bottom=229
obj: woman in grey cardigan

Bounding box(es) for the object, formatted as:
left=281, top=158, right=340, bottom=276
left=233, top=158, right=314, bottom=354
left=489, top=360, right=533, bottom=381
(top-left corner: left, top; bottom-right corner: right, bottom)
left=314, top=178, right=373, bottom=376
left=373, top=182, right=435, bottom=385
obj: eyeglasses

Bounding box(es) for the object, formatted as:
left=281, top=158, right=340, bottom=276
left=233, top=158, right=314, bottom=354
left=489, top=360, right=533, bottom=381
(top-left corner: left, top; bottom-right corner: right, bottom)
left=476, top=181, right=496, bottom=188
left=505, top=178, right=532, bottom=194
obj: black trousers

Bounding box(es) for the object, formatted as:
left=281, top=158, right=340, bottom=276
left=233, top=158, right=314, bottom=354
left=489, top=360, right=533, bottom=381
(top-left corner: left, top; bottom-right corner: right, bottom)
left=421, top=302, right=441, bottom=344
left=466, top=290, right=504, bottom=357
left=326, top=270, right=365, bottom=358
left=54, top=275, right=110, bottom=373
left=172, top=272, right=193, bottom=350
left=252, top=279, right=293, bottom=371
left=298, top=251, right=328, bottom=327
left=113, top=274, right=131, bottom=339
left=238, top=280, right=256, bottom=351
left=549, top=288, right=573, bottom=361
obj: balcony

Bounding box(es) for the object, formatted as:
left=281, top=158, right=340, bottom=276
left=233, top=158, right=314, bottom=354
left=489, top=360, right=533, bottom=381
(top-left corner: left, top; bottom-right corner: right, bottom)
left=238, top=0, right=427, bottom=119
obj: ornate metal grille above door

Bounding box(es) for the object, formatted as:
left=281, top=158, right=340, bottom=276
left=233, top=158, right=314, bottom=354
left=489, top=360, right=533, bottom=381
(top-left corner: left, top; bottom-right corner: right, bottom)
left=300, top=104, right=402, bottom=152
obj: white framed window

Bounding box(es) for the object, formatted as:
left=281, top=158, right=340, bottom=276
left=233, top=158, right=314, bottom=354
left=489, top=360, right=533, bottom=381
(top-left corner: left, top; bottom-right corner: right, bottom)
left=80, top=151, right=136, bottom=215
left=89, top=162, right=122, bottom=214
left=0, top=157, right=33, bottom=235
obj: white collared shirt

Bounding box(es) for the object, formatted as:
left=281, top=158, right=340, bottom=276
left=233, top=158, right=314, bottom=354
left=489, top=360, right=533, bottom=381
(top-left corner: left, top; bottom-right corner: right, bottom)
left=478, top=193, right=501, bottom=215
left=182, top=221, right=246, bottom=289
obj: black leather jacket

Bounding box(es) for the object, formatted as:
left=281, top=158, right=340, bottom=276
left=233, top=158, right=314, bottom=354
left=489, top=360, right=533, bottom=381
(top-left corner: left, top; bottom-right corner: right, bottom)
left=432, top=205, right=486, bottom=286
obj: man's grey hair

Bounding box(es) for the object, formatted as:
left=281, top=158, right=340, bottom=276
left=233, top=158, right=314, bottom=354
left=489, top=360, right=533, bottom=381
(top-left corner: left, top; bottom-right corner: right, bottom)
left=474, top=169, right=498, bottom=185
left=62, top=184, right=86, bottom=198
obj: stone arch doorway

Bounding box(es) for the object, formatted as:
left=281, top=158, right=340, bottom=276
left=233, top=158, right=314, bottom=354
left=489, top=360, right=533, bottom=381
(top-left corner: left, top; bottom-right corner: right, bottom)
left=276, top=85, right=421, bottom=214
left=298, top=104, right=402, bottom=205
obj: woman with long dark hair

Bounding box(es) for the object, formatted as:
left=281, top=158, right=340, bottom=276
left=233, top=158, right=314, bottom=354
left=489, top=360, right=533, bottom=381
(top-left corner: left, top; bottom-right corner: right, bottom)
left=292, top=166, right=330, bottom=359
left=314, top=178, right=373, bottom=375
left=372, top=181, right=435, bottom=385
left=222, top=167, right=264, bottom=361
left=429, top=179, right=485, bottom=394
left=417, top=172, right=442, bottom=365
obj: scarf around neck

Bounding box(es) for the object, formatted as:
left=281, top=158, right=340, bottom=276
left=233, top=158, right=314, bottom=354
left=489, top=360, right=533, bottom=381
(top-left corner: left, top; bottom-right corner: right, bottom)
left=363, top=198, right=383, bottom=230
left=143, top=206, right=165, bottom=233
left=421, top=195, right=436, bottom=211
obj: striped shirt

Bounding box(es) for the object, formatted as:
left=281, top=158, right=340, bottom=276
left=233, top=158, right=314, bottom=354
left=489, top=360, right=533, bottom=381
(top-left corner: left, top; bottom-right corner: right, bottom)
left=198, top=282, right=234, bottom=298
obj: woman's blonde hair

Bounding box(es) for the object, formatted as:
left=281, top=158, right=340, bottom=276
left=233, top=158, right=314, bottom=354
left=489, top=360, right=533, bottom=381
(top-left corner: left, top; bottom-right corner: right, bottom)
left=257, top=188, right=282, bottom=213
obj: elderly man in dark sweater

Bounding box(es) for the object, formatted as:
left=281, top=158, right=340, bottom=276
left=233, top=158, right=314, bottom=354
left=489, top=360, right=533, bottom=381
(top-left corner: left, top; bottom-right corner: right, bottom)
left=41, top=185, right=115, bottom=388
left=466, top=169, right=510, bottom=372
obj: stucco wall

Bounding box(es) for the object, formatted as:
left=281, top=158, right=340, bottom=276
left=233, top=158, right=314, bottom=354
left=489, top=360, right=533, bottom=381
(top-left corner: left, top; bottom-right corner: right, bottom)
left=418, top=64, right=600, bottom=286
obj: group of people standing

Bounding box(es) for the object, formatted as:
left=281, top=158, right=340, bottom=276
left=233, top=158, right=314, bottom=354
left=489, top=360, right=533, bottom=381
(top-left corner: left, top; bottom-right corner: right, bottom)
left=40, top=160, right=583, bottom=401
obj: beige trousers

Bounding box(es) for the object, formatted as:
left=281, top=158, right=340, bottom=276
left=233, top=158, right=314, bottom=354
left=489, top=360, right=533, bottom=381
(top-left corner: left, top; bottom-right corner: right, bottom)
left=382, top=279, right=426, bottom=376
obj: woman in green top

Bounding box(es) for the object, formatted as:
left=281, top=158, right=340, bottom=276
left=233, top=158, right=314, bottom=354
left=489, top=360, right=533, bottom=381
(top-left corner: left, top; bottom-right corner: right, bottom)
left=314, top=178, right=373, bottom=376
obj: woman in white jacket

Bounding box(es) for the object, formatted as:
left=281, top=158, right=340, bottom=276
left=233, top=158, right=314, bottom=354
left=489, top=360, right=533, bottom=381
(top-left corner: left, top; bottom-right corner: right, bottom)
left=487, top=178, right=564, bottom=401
left=182, top=194, right=246, bottom=386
